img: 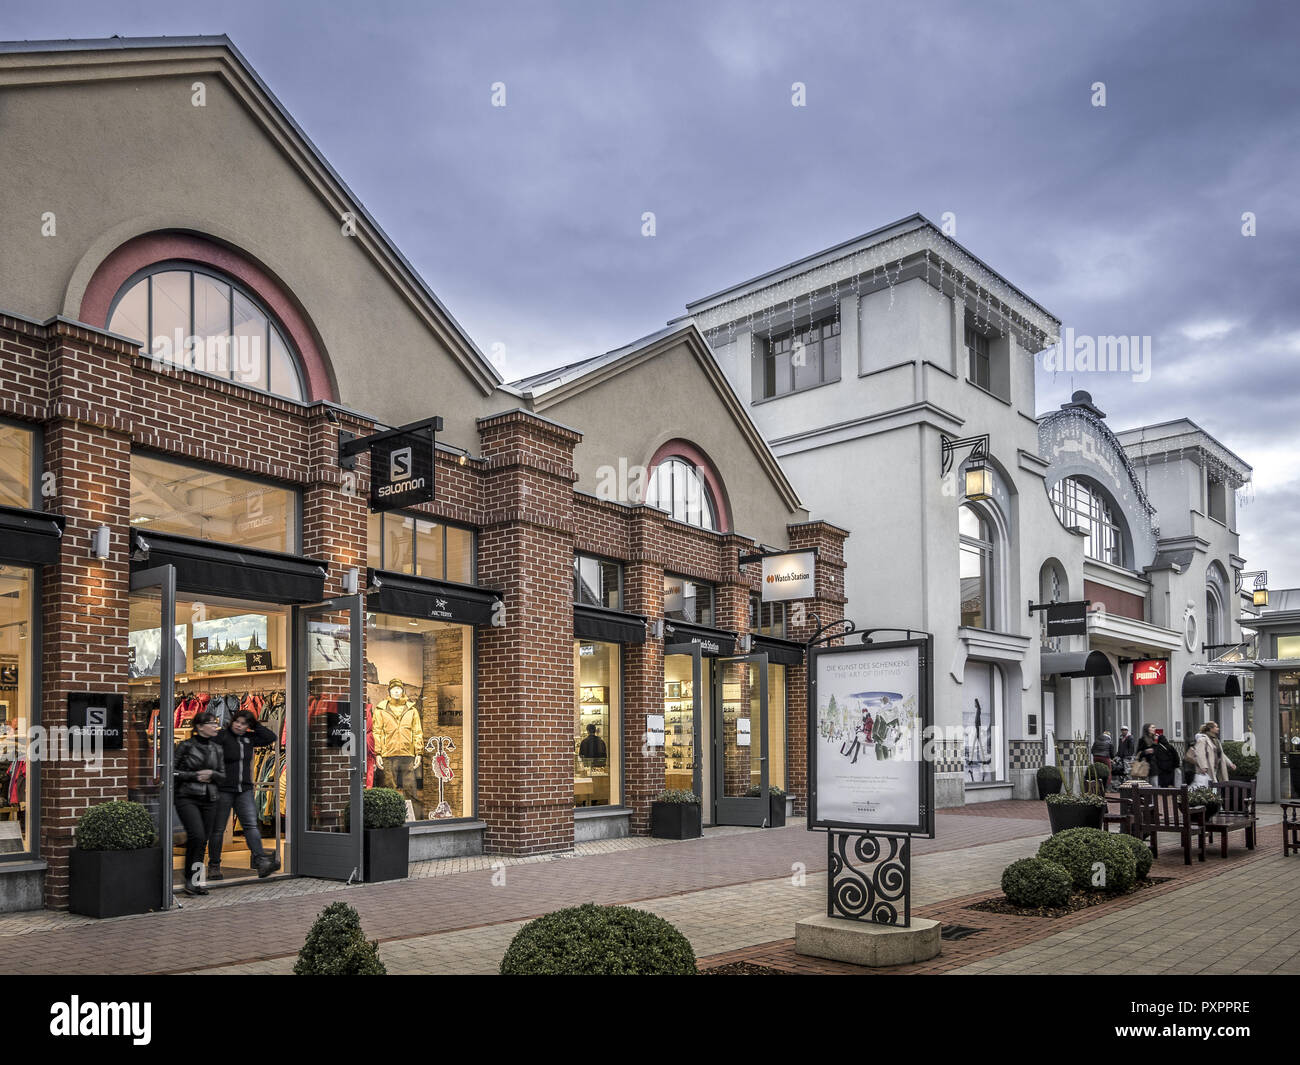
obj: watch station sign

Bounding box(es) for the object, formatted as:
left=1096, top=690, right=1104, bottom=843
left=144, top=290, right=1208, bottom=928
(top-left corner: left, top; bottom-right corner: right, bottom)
left=760, top=550, right=816, bottom=603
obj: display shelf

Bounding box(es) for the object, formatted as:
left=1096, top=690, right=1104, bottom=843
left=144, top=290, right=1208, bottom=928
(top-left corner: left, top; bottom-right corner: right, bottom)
left=129, top=667, right=287, bottom=687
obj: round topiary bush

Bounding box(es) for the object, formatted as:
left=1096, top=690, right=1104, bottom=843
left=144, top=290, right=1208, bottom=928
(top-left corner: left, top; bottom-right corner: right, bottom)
left=499, top=903, right=697, bottom=975
left=1223, top=741, right=1259, bottom=781
left=363, top=787, right=407, bottom=829
left=1115, top=833, right=1153, bottom=880
left=1037, top=827, right=1137, bottom=894
left=1000, top=857, right=1072, bottom=908
left=75, top=801, right=158, bottom=851
left=294, top=902, right=386, bottom=975
left=1036, top=765, right=1062, bottom=784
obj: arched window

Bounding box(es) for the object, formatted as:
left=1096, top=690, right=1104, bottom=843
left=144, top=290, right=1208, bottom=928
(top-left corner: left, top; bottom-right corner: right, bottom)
left=1205, top=589, right=1222, bottom=648
left=108, top=264, right=305, bottom=401
left=646, top=456, right=719, bottom=531
left=1050, top=477, right=1124, bottom=566
left=960, top=504, right=993, bottom=629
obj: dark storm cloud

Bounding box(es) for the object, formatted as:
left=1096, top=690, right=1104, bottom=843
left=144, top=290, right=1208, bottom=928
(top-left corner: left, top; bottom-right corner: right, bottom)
left=6, top=0, right=1299, bottom=578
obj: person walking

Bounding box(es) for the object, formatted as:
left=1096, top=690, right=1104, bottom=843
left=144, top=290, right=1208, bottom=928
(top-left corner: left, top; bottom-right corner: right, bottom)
left=1091, top=730, right=1115, bottom=770
left=1113, top=726, right=1135, bottom=783
left=1190, top=721, right=1236, bottom=787
left=210, top=708, right=281, bottom=880
left=1146, top=729, right=1179, bottom=787
left=174, top=710, right=225, bottom=896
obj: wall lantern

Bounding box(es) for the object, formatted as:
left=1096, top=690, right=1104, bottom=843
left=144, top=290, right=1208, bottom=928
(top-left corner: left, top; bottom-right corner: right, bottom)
left=1237, top=570, right=1269, bottom=609
left=88, top=525, right=111, bottom=560
left=940, top=434, right=993, bottom=503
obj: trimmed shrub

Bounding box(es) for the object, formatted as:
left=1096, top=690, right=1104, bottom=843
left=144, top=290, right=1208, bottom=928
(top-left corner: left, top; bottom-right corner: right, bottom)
left=1087, top=761, right=1112, bottom=784
left=75, top=801, right=158, bottom=851
left=363, top=788, right=407, bottom=829
left=1037, top=827, right=1137, bottom=894
left=1222, top=741, right=1259, bottom=781
left=1115, top=833, right=1154, bottom=880
left=294, top=902, right=386, bottom=975
left=744, top=784, right=786, bottom=797
left=1046, top=791, right=1106, bottom=809
left=654, top=789, right=700, bottom=804
left=1036, top=765, right=1063, bottom=784
left=1187, top=787, right=1221, bottom=817
left=499, top=903, right=697, bottom=975
left=1001, top=857, right=1072, bottom=908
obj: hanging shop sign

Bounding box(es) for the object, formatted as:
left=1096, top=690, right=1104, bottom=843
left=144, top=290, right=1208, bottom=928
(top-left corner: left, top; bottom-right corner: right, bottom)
left=1044, top=601, right=1089, bottom=637
left=1131, top=659, right=1167, bottom=686
left=66, top=693, right=125, bottom=751
left=808, top=637, right=934, bottom=835
left=760, top=550, right=816, bottom=603
left=370, top=431, right=435, bottom=512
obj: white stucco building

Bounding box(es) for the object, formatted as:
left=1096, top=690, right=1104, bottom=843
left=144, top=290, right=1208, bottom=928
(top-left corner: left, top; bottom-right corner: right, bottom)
left=680, top=214, right=1260, bottom=804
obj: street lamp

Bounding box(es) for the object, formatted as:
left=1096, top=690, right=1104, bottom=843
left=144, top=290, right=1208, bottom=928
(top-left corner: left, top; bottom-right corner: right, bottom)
left=941, top=434, right=993, bottom=502
left=1236, top=570, right=1269, bottom=608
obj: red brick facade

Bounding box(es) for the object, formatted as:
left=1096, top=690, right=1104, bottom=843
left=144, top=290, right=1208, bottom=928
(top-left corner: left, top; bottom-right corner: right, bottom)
left=0, top=312, right=848, bottom=908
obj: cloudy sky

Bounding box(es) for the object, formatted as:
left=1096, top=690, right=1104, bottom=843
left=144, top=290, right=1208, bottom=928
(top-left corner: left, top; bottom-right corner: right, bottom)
left=8, top=0, right=1299, bottom=583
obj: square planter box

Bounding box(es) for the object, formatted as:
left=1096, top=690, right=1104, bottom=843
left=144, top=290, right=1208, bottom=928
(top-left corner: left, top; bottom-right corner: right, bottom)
left=365, top=825, right=410, bottom=882
left=70, top=846, right=164, bottom=918
left=651, top=802, right=702, bottom=840
left=768, top=794, right=787, bottom=828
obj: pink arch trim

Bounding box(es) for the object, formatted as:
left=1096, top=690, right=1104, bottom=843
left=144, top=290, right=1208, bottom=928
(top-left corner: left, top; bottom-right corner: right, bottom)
left=648, top=438, right=732, bottom=533
left=79, top=232, right=335, bottom=402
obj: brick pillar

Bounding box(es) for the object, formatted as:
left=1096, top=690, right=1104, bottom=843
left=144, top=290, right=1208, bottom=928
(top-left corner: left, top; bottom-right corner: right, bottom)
left=783, top=520, right=849, bottom=815
left=622, top=534, right=665, bottom=833
left=40, top=325, right=137, bottom=909
left=475, top=410, right=579, bottom=855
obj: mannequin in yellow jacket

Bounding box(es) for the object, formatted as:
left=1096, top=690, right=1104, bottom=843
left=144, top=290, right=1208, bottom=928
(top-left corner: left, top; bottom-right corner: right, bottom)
left=374, top=678, right=423, bottom=816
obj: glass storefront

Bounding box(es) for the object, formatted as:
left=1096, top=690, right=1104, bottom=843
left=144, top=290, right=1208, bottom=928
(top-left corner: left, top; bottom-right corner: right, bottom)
left=1280, top=672, right=1298, bottom=797
left=127, top=592, right=291, bottom=885
left=131, top=453, right=297, bottom=553
left=574, top=641, right=620, bottom=806
left=0, top=423, right=33, bottom=509
left=767, top=663, right=787, bottom=790
left=663, top=654, right=703, bottom=796
left=0, top=565, right=34, bottom=854
left=365, top=613, right=474, bottom=820
left=367, top=512, right=474, bottom=584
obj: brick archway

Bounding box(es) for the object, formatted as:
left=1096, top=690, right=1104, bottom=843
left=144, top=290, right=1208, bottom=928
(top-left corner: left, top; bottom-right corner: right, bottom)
left=79, top=232, right=336, bottom=402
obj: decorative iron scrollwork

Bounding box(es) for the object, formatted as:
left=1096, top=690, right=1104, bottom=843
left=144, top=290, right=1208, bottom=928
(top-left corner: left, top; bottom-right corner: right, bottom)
left=827, top=830, right=911, bottom=927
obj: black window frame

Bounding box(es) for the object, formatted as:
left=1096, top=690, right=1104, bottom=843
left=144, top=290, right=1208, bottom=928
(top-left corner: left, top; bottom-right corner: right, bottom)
left=760, top=315, right=841, bottom=399
left=749, top=591, right=787, bottom=639
left=368, top=509, right=477, bottom=585
left=0, top=416, right=40, bottom=512
left=665, top=573, right=715, bottom=627
left=965, top=318, right=992, bottom=391
left=574, top=553, right=624, bottom=611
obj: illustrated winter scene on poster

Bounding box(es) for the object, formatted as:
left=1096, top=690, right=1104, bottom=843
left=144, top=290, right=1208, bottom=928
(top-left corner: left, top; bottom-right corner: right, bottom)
left=814, top=645, right=922, bottom=827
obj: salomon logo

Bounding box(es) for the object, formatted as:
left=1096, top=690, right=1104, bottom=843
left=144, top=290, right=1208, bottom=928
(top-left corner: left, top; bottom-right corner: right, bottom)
left=390, top=447, right=413, bottom=482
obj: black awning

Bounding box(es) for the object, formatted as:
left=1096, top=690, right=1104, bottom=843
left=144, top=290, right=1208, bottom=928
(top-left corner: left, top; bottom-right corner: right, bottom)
left=1182, top=672, right=1242, bottom=698
left=132, top=530, right=328, bottom=604
left=366, top=569, right=502, bottom=627
left=574, top=604, right=646, bottom=645
left=664, top=621, right=737, bottom=657
left=1041, top=650, right=1112, bottom=678
left=0, top=505, right=66, bottom=566
left=753, top=635, right=805, bottom=666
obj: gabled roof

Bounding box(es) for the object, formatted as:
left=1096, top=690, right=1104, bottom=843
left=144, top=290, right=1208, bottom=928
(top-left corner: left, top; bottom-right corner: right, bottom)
left=0, top=35, right=501, bottom=394
left=506, top=322, right=805, bottom=513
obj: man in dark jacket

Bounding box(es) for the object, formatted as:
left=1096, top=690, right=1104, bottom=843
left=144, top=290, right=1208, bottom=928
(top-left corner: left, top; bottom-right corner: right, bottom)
left=174, top=710, right=226, bottom=896
left=210, top=709, right=281, bottom=879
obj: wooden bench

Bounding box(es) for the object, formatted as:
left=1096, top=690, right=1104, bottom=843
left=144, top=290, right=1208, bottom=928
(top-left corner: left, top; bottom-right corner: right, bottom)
left=1203, top=780, right=1257, bottom=859
left=1146, top=786, right=1206, bottom=865
left=1283, top=801, right=1300, bottom=857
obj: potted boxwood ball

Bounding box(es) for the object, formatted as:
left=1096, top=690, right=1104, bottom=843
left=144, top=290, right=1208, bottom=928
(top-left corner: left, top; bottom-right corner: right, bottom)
left=70, top=800, right=163, bottom=918
left=650, top=789, right=702, bottom=840
left=1045, top=791, right=1106, bottom=833
left=745, top=784, right=787, bottom=827
left=1036, top=765, right=1064, bottom=799
left=1187, top=786, right=1221, bottom=819
left=362, top=787, right=410, bottom=882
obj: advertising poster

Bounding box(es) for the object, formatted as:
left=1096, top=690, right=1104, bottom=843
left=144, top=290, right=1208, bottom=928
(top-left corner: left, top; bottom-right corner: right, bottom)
left=127, top=625, right=188, bottom=678
left=192, top=613, right=269, bottom=672
left=811, top=640, right=931, bottom=833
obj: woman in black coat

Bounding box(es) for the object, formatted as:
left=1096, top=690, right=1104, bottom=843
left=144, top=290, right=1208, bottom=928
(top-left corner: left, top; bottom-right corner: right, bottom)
left=174, top=710, right=226, bottom=896
left=1145, top=730, right=1178, bottom=787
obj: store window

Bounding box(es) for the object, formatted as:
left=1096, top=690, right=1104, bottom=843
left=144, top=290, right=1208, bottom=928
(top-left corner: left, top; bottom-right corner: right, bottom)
left=575, top=555, right=622, bottom=610
left=131, top=453, right=297, bottom=553
left=0, top=566, right=34, bottom=854
left=368, top=512, right=475, bottom=584
left=574, top=641, right=620, bottom=807
left=761, top=316, right=840, bottom=398
left=109, top=264, right=305, bottom=401
left=0, top=423, right=34, bottom=509
left=962, top=661, right=1004, bottom=782
left=960, top=504, right=993, bottom=629
left=750, top=593, right=787, bottom=639
left=664, top=575, right=714, bottom=627
left=365, top=614, right=474, bottom=820
left=1278, top=636, right=1300, bottom=660
left=646, top=458, right=718, bottom=531
left=768, top=663, right=787, bottom=790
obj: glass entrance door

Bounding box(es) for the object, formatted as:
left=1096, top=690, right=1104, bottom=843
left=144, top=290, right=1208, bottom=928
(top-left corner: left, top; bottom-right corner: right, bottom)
left=294, top=596, right=364, bottom=880
left=664, top=644, right=703, bottom=803
left=713, top=654, right=769, bottom=826
left=127, top=565, right=178, bottom=911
